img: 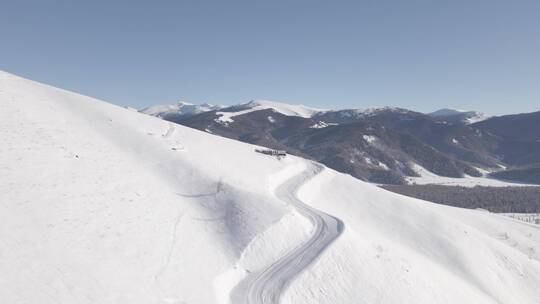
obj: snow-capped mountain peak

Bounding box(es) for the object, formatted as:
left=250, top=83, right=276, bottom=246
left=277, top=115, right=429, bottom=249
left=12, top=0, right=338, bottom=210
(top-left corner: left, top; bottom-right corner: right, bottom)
left=140, top=101, right=223, bottom=118
left=328, top=106, right=410, bottom=117
left=213, top=99, right=328, bottom=124
left=238, top=99, right=327, bottom=118
left=428, top=108, right=489, bottom=124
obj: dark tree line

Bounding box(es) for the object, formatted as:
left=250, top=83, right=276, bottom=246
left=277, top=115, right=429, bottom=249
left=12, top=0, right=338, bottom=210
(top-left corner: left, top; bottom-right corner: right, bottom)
left=489, top=167, right=540, bottom=185
left=381, top=184, right=540, bottom=213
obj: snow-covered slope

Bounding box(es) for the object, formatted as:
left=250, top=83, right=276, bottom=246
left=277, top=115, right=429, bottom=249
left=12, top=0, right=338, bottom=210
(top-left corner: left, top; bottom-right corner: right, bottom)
left=287, top=171, right=540, bottom=303
left=406, top=163, right=537, bottom=187
left=215, top=99, right=326, bottom=123
left=0, top=71, right=305, bottom=303
left=326, top=106, right=410, bottom=117
left=2, top=70, right=540, bottom=304
left=141, top=101, right=222, bottom=118
left=429, top=108, right=490, bottom=124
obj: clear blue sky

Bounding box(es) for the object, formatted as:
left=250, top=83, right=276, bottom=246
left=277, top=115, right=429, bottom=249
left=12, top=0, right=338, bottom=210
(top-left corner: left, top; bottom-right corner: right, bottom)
left=1, top=1, right=539, bottom=114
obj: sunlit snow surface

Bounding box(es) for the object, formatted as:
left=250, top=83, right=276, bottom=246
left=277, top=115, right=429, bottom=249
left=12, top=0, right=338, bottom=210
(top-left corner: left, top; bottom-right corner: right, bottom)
left=140, top=101, right=223, bottom=118
left=406, top=163, right=537, bottom=187
left=215, top=100, right=325, bottom=124
left=1, top=70, right=540, bottom=304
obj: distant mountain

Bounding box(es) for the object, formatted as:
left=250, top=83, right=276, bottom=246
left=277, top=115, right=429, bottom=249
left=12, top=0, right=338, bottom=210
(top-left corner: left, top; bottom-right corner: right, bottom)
left=489, top=165, right=540, bottom=185
left=473, top=111, right=540, bottom=142
left=219, top=99, right=325, bottom=117
left=428, top=108, right=489, bottom=124
left=142, top=100, right=540, bottom=185
left=140, top=101, right=223, bottom=119
left=471, top=111, right=540, bottom=170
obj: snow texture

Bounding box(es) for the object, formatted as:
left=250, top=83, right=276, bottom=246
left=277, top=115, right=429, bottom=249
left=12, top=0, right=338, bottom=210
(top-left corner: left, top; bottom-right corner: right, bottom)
left=309, top=121, right=338, bottom=129
left=215, top=100, right=325, bottom=124
left=407, top=163, right=538, bottom=187
left=429, top=108, right=490, bottom=124
left=141, top=101, right=222, bottom=118
left=363, top=135, right=377, bottom=144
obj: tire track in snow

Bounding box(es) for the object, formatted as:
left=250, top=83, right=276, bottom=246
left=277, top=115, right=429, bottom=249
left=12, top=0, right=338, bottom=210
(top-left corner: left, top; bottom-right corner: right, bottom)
left=234, top=163, right=344, bottom=304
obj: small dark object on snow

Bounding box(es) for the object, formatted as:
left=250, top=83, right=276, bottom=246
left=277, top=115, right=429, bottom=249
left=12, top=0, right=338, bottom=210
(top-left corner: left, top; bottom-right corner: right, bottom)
left=255, top=149, right=287, bottom=158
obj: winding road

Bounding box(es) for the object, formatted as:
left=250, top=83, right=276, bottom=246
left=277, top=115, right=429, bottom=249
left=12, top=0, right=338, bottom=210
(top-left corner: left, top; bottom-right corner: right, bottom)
left=234, top=163, right=344, bottom=304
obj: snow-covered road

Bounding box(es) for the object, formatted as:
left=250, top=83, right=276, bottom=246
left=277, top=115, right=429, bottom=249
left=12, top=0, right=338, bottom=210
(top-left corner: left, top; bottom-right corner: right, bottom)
left=238, top=163, right=343, bottom=304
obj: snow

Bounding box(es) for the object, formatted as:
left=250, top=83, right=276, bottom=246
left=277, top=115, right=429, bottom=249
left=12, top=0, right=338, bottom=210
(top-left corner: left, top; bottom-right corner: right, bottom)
left=363, top=135, right=377, bottom=143
left=465, top=113, right=490, bottom=124
left=2, top=70, right=540, bottom=304
left=407, top=163, right=537, bottom=187
left=232, top=163, right=342, bottom=303
left=378, top=162, right=389, bottom=170
left=141, top=101, right=222, bottom=118
left=215, top=100, right=326, bottom=124
left=428, top=108, right=490, bottom=124
left=0, top=71, right=302, bottom=303
left=309, top=121, right=338, bottom=129
left=362, top=157, right=388, bottom=170
left=329, top=107, right=409, bottom=119
left=357, top=106, right=404, bottom=115
left=216, top=109, right=255, bottom=124
left=286, top=169, right=540, bottom=303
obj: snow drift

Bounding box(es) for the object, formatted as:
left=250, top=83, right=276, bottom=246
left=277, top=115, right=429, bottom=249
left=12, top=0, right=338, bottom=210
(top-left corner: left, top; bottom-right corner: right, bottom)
left=1, top=70, right=540, bottom=304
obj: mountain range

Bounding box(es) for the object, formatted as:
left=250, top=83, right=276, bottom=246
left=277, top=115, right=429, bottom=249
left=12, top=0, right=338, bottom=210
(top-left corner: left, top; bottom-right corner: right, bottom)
left=142, top=100, right=540, bottom=185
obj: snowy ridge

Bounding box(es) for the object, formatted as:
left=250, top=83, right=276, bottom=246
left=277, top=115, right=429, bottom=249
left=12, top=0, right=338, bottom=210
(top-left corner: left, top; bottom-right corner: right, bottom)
left=141, top=101, right=222, bottom=118
left=328, top=106, right=409, bottom=118
left=429, top=108, right=490, bottom=124
left=213, top=101, right=411, bottom=125
left=465, top=112, right=490, bottom=124
left=2, top=70, right=540, bottom=303
left=216, top=99, right=326, bottom=124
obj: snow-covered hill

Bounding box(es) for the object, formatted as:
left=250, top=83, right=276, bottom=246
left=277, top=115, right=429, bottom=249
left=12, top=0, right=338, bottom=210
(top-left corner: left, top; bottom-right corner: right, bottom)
left=2, top=70, right=540, bottom=303
left=215, top=99, right=326, bottom=124
left=141, top=101, right=223, bottom=118
left=429, top=108, right=490, bottom=124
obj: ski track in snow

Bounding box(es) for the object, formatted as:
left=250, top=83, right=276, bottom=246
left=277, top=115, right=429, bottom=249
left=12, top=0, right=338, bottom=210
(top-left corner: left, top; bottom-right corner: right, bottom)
left=163, top=124, right=175, bottom=138
left=236, top=163, right=344, bottom=304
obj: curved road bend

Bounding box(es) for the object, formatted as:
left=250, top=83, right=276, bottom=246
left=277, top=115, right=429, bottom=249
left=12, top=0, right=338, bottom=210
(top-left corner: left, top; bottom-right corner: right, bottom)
left=233, top=163, right=344, bottom=304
